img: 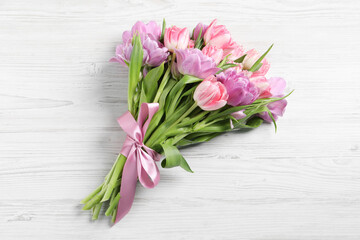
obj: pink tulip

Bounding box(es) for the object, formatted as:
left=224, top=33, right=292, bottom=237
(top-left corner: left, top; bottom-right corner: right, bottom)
left=164, top=26, right=190, bottom=52
left=258, top=77, right=288, bottom=122
left=250, top=77, right=272, bottom=98
left=202, top=45, right=223, bottom=65
left=188, top=40, right=195, bottom=48
left=194, top=75, right=228, bottom=111
left=193, top=22, right=208, bottom=40
left=226, top=43, right=245, bottom=61
left=251, top=76, right=286, bottom=99
left=242, top=49, right=270, bottom=77
left=203, top=19, right=237, bottom=55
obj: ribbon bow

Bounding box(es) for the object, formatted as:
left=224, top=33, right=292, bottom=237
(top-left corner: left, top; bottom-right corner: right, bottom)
left=115, top=103, right=161, bottom=223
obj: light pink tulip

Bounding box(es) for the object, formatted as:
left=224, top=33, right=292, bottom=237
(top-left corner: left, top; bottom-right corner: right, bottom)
left=164, top=26, right=190, bottom=52
left=226, top=43, right=245, bottom=61
left=250, top=77, right=272, bottom=98
left=251, top=76, right=287, bottom=99
left=194, top=75, right=228, bottom=111
left=202, top=45, right=223, bottom=65
left=203, top=19, right=237, bottom=55
left=242, top=49, right=270, bottom=77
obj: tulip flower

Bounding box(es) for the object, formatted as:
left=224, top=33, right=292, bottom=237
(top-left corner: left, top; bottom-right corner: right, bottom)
left=110, top=37, right=169, bottom=67
left=242, top=49, right=270, bottom=77
left=122, top=21, right=162, bottom=43
left=258, top=77, right=288, bottom=122
left=217, top=69, right=259, bottom=106
left=202, top=45, right=224, bottom=65
left=175, top=48, right=220, bottom=79
left=226, top=43, right=245, bottom=61
left=193, top=75, right=228, bottom=111
left=193, top=22, right=208, bottom=40
left=259, top=99, right=287, bottom=122
left=164, top=26, right=190, bottom=52
left=110, top=21, right=168, bottom=67
left=203, top=19, right=237, bottom=55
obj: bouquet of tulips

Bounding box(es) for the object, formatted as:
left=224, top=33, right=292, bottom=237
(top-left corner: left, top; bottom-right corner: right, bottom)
left=81, top=19, right=291, bottom=224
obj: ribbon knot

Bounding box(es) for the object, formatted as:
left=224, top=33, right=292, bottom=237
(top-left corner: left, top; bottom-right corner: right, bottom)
left=115, top=103, right=161, bottom=223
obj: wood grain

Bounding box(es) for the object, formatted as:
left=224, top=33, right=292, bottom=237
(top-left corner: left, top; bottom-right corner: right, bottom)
left=1, top=0, right=360, bottom=239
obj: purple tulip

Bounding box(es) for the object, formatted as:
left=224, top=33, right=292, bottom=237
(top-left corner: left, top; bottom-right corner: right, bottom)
left=175, top=48, right=220, bottom=79
left=110, top=42, right=133, bottom=67
left=122, top=21, right=161, bottom=43
left=217, top=69, right=259, bottom=106
left=259, top=77, right=288, bottom=122
left=193, top=22, right=208, bottom=40
left=259, top=99, right=288, bottom=122
left=110, top=21, right=169, bottom=67
left=142, top=37, right=169, bottom=67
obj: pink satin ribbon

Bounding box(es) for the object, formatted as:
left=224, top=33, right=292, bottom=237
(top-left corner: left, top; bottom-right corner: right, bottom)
left=115, top=103, right=161, bottom=223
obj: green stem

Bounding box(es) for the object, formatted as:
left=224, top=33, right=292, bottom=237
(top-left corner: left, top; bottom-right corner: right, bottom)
left=81, top=183, right=103, bottom=204
left=146, top=102, right=198, bottom=148
left=153, top=64, right=171, bottom=103
left=101, top=154, right=126, bottom=202
left=92, top=202, right=102, bottom=220
left=177, top=111, right=208, bottom=128
left=169, top=102, right=198, bottom=129
left=111, top=208, right=117, bottom=223
left=105, top=193, right=121, bottom=216
left=82, top=188, right=106, bottom=210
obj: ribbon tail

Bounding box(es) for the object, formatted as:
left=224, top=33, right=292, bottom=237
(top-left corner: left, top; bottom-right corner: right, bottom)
left=115, top=150, right=138, bottom=223
left=138, top=149, right=160, bottom=189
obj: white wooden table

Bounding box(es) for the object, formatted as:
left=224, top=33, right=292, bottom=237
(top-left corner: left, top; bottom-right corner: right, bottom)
left=1, top=0, right=360, bottom=239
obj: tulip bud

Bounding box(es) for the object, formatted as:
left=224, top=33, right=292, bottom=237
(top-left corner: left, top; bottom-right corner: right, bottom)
left=242, top=49, right=270, bottom=77
left=164, top=26, right=190, bottom=52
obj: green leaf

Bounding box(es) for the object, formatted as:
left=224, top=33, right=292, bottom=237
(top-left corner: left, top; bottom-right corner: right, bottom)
left=194, top=27, right=203, bottom=49
left=138, top=83, right=147, bottom=109
left=142, top=63, right=164, bottom=103
left=217, top=63, right=238, bottom=74
left=165, top=96, right=195, bottom=126
left=205, top=105, right=249, bottom=123
left=160, top=143, right=193, bottom=173
left=250, top=62, right=262, bottom=72
left=160, top=18, right=166, bottom=42
left=217, top=55, right=230, bottom=68
left=144, top=80, right=176, bottom=143
left=195, top=119, right=232, bottom=133
left=266, top=108, right=278, bottom=133
left=165, top=75, right=201, bottom=116
left=253, top=90, right=294, bottom=105
left=249, top=44, right=273, bottom=72
left=177, top=132, right=221, bottom=147
left=245, top=117, right=264, bottom=128
left=234, top=54, right=247, bottom=63
left=233, top=117, right=264, bottom=129
left=128, top=34, right=143, bottom=115
left=159, top=79, right=177, bottom=108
